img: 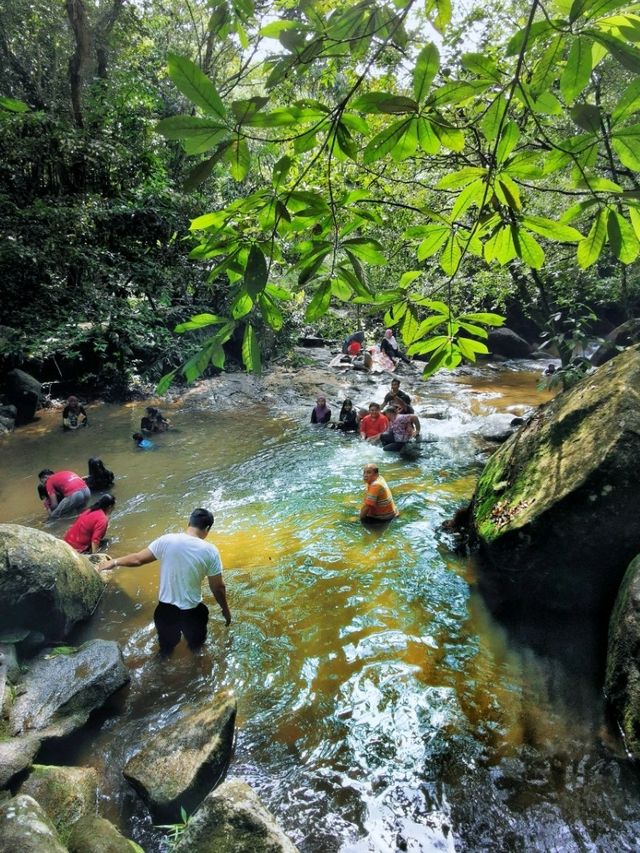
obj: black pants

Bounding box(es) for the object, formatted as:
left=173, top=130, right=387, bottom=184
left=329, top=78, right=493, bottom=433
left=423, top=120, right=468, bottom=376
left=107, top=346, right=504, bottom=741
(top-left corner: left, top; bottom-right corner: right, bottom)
left=380, top=431, right=406, bottom=452
left=153, top=601, right=209, bottom=652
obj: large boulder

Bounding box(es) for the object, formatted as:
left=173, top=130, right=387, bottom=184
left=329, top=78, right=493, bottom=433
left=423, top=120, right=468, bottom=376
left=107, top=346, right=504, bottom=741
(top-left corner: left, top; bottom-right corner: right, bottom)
left=487, top=328, right=532, bottom=358
left=0, top=524, right=105, bottom=640
left=123, top=693, right=236, bottom=821
left=472, top=345, right=640, bottom=616
left=605, top=554, right=640, bottom=758
left=10, top=640, right=129, bottom=739
left=0, top=794, right=67, bottom=853
left=67, top=814, right=138, bottom=853
left=5, top=369, right=43, bottom=424
left=591, top=317, right=640, bottom=367
left=174, top=779, right=300, bottom=853
left=18, top=765, right=97, bottom=832
left=0, top=734, right=41, bottom=788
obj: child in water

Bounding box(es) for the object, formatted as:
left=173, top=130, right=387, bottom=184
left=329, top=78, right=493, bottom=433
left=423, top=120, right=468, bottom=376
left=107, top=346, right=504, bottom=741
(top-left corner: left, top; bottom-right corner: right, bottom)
left=133, top=432, right=154, bottom=449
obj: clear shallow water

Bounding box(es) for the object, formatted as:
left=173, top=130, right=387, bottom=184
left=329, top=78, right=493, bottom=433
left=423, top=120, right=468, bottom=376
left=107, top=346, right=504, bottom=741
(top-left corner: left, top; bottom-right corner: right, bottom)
left=3, top=366, right=640, bottom=851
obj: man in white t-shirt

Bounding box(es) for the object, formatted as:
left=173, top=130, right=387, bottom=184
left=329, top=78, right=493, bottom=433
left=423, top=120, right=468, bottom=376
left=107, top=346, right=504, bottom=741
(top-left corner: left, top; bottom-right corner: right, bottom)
left=103, top=508, right=231, bottom=654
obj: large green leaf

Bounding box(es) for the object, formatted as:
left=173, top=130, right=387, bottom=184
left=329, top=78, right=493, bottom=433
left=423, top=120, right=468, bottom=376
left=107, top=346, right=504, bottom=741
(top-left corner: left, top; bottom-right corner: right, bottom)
left=416, top=225, right=450, bottom=259
left=512, top=226, right=545, bottom=268
left=607, top=209, right=640, bottom=263
left=560, top=36, right=594, bottom=103
left=485, top=224, right=517, bottom=265
left=157, top=115, right=227, bottom=140
left=425, top=0, right=452, bottom=34
left=0, top=96, right=29, bottom=112
left=496, top=121, right=520, bottom=164
left=305, top=280, right=332, bottom=321
left=481, top=94, right=507, bottom=142
left=612, top=124, right=640, bottom=169
left=530, top=35, right=566, bottom=98
left=231, top=290, right=253, bottom=319
left=244, top=244, right=268, bottom=297
left=242, top=323, right=261, bottom=375
left=440, top=233, right=461, bottom=275
left=522, top=215, right=583, bottom=242
left=612, top=79, right=640, bottom=123
left=589, top=30, right=640, bottom=72
left=577, top=208, right=607, bottom=268
left=224, top=138, right=250, bottom=181
left=351, top=92, right=419, bottom=114
left=167, top=54, right=225, bottom=118
left=174, top=313, right=226, bottom=333
left=506, top=19, right=565, bottom=56
left=413, top=43, right=440, bottom=102
left=433, top=121, right=465, bottom=152
left=457, top=336, right=489, bottom=361
left=416, top=117, right=441, bottom=153
left=437, top=166, right=486, bottom=190
left=570, top=103, right=602, bottom=132
left=258, top=293, right=284, bottom=330
left=341, top=238, right=386, bottom=264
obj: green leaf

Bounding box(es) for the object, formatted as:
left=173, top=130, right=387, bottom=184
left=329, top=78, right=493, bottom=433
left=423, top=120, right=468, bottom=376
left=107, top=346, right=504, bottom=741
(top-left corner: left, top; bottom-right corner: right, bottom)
left=167, top=53, right=225, bottom=118
left=570, top=103, right=602, bottom=132
left=440, top=233, right=461, bottom=275
left=481, top=94, right=507, bottom=142
left=341, top=238, right=386, bottom=264
left=231, top=290, right=253, bottom=319
left=512, top=226, right=545, bottom=268
left=429, top=80, right=490, bottom=107
left=224, top=138, right=250, bottom=181
left=612, top=124, right=640, bottom=169
left=157, top=114, right=227, bottom=140
left=433, top=122, right=465, bottom=152
left=305, top=280, right=332, bottom=321
left=260, top=20, right=299, bottom=37
left=416, top=117, right=441, bottom=154
left=496, top=121, right=520, bottom=164
left=485, top=224, right=517, bottom=265
left=244, top=244, right=268, bottom=297
left=416, top=225, right=451, bottom=259
left=0, top=96, right=29, bottom=113
left=457, top=321, right=489, bottom=338
left=589, top=30, right=640, bottom=72
left=451, top=179, right=485, bottom=220
left=577, top=208, right=607, bottom=268
left=462, top=52, right=501, bottom=80
left=258, top=293, right=284, bottom=330
left=612, top=79, right=640, bottom=123
left=231, top=96, right=269, bottom=124
left=242, top=323, right=261, bottom=375
left=530, top=35, right=565, bottom=99
left=362, top=119, right=413, bottom=164
left=424, top=299, right=451, bottom=316
left=407, top=334, right=450, bottom=355
left=437, top=166, right=486, bottom=190
left=459, top=311, right=504, bottom=326
left=425, top=0, right=452, bottom=34
left=560, top=36, right=594, bottom=103
left=156, top=369, right=178, bottom=395
left=607, top=209, right=640, bottom=263
left=413, top=43, right=440, bottom=103
left=351, top=92, right=418, bottom=114
left=175, top=313, right=226, bottom=332
left=272, top=155, right=292, bottom=189
left=401, top=305, right=421, bottom=344
left=390, top=118, right=418, bottom=161
left=457, top=336, right=489, bottom=361
left=506, top=19, right=565, bottom=57
left=336, top=123, right=358, bottom=160
left=495, top=175, right=521, bottom=210
left=522, top=215, right=583, bottom=242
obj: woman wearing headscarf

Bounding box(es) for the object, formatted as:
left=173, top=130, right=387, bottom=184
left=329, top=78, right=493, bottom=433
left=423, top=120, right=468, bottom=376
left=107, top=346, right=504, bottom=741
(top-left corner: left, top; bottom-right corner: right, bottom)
left=310, top=395, right=331, bottom=424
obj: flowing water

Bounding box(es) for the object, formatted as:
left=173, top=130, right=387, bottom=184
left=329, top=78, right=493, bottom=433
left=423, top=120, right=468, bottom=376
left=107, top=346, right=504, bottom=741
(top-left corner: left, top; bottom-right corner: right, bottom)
left=2, top=364, right=640, bottom=852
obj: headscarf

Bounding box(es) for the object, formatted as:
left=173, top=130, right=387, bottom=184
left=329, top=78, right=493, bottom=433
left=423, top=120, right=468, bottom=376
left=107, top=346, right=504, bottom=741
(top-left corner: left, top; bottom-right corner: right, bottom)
left=312, top=397, right=330, bottom=421
left=384, top=329, right=398, bottom=349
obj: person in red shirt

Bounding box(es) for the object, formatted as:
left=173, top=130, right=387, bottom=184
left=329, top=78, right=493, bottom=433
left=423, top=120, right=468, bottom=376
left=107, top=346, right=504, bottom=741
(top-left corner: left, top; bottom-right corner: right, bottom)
left=38, top=468, right=91, bottom=519
left=63, top=495, right=116, bottom=553
left=359, top=403, right=390, bottom=442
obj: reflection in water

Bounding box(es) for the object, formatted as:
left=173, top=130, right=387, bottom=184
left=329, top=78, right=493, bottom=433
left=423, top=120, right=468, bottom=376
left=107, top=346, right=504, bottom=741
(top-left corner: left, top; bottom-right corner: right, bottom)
left=3, top=368, right=640, bottom=851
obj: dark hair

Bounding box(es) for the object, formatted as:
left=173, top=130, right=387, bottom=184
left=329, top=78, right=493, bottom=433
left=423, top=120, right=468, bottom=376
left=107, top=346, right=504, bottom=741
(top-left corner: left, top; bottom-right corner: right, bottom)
left=38, top=469, right=54, bottom=479
left=146, top=406, right=159, bottom=417
left=88, top=457, right=106, bottom=473
left=189, top=508, right=214, bottom=530
left=89, top=494, right=115, bottom=512
left=132, top=432, right=143, bottom=440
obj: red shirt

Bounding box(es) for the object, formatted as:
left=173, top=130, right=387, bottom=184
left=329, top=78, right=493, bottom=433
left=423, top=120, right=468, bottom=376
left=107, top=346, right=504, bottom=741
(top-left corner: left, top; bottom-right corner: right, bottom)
left=360, top=413, right=389, bottom=438
left=64, top=509, right=109, bottom=553
left=46, top=470, right=86, bottom=499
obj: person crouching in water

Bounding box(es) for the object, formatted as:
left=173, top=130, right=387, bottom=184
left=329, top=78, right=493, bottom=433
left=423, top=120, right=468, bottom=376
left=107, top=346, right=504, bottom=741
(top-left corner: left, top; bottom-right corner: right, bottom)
left=360, top=464, right=398, bottom=523
left=380, top=406, right=421, bottom=451
left=62, top=396, right=88, bottom=430
left=330, top=399, right=359, bottom=432
left=84, top=457, right=114, bottom=491
left=63, top=494, right=115, bottom=554
left=310, top=395, right=331, bottom=424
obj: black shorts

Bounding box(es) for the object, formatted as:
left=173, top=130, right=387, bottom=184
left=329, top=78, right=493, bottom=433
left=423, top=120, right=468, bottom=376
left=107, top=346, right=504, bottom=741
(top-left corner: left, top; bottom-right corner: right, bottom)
left=153, top=601, right=209, bottom=652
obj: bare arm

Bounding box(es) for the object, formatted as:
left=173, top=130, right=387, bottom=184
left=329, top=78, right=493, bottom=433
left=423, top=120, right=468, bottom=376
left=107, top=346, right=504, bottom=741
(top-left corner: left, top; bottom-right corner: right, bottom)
left=103, top=548, right=156, bottom=571
left=208, top=574, right=231, bottom=626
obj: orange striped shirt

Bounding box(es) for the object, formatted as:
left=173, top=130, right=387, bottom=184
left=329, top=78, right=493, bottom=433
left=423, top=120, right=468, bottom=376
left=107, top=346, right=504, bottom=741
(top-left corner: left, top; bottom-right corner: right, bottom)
left=364, top=476, right=398, bottom=520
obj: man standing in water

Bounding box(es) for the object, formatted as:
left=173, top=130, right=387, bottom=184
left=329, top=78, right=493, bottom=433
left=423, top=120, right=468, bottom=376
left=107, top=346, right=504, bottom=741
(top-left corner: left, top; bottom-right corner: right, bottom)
left=103, top=508, right=231, bottom=654
left=360, top=464, right=399, bottom=522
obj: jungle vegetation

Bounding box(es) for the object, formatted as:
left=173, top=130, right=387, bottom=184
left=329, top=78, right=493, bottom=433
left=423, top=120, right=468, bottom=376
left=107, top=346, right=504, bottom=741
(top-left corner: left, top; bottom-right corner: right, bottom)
left=1, top=0, right=640, bottom=393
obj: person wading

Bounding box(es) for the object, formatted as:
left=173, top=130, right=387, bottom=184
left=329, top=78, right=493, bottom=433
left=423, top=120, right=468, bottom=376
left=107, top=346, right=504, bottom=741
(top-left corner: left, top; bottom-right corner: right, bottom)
left=103, top=508, right=231, bottom=654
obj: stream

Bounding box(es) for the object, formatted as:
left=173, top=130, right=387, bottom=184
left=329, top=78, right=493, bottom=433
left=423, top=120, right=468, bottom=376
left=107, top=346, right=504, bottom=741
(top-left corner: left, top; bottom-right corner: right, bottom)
left=2, top=363, right=640, bottom=852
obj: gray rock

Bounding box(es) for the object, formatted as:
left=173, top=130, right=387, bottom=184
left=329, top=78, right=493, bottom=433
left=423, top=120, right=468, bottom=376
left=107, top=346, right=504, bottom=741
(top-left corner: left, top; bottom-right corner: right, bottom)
left=0, top=735, right=41, bottom=788
left=123, top=693, right=236, bottom=821
left=0, top=794, right=67, bottom=853
left=5, top=369, right=42, bottom=424
left=18, top=764, right=97, bottom=832
left=473, top=345, right=640, bottom=615
left=0, top=416, right=14, bottom=434
left=174, top=779, right=300, bottom=853
left=0, top=524, right=105, bottom=640
left=67, top=814, right=137, bottom=852
left=606, top=554, right=640, bottom=758
left=591, top=317, right=640, bottom=367
left=0, top=404, right=17, bottom=421
left=487, top=328, right=532, bottom=358
left=473, top=413, right=521, bottom=443
left=10, top=639, right=129, bottom=738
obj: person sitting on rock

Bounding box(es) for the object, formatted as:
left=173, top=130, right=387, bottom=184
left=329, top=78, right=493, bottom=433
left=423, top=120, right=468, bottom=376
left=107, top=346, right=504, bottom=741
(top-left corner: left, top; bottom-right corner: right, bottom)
left=63, top=494, right=115, bottom=554
left=62, top=396, right=88, bottom=430
left=380, top=406, right=421, bottom=452
left=133, top=432, right=154, bottom=449
left=38, top=468, right=91, bottom=519
left=330, top=399, right=359, bottom=432
left=382, top=378, right=414, bottom=413
left=342, top=330, right=365, bottom=354
left=84, top=457, right=115, bottom=491
left=380, top=329, right=411, bottom=364
left=141, top=406, right=170, bottom=433
left=359, top=403, right=389, bottom=442
left=311, top=395, right=331, bottom=425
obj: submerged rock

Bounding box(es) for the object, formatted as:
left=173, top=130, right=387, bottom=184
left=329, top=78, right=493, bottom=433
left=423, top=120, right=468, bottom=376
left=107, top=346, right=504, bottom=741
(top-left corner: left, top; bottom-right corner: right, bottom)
left=173, top=779, right=300, bottom=853
left=606, top=554, right=640, bottom=758
left=0, top=524, right=105, bottom=640
left=18, top=764, right=97, bottom=833
left=67, top=814, right=137, bottom=853
left=10, top=640, right=129, bottom=739
left=123, top=693, right=236, bottom=821
left=472, top=345, right=640, bottom=615
left=0, top=794, right=67, bottom=853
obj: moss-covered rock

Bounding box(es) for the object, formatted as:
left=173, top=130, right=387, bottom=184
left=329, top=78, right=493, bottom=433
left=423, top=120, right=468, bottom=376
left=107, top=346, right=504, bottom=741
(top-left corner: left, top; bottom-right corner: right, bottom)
left=472, top=345, right=640, bottom=615
left=67, top=814, right=140, bottom=852
left=123, top=693, right=236, bottom=822
left=0, top=524, right=105, bottom=640
left=0, top=794, right=67, bottom=852
left=18, top=765, right=97, bottom=839
left=173, top=779, right=299, bottom=853
left=605, top=554, right=640, bottom=757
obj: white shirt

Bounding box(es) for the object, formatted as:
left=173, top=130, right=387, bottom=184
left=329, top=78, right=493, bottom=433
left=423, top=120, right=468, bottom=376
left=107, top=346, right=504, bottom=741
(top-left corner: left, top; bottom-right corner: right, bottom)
left=148, top=532, right=222, bottom=610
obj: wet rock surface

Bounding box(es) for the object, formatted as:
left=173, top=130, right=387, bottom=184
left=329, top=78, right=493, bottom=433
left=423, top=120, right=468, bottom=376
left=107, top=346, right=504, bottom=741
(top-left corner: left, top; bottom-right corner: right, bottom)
left=173, top=779, right=300, bottom=853
left=0, top=794, right=67, bottom=853
left=123, top=693, right=237, bottom=821
left=0, top=734, right=41, bottom=788
left=18, top=764, right=97, bottom=834
left=10, top=639, right=129, bottom=738
left=67, top=814, right=137, bottom=853
left=472, top=345, right=640, bottom=616
left=0, top=524, right=105, bottom=640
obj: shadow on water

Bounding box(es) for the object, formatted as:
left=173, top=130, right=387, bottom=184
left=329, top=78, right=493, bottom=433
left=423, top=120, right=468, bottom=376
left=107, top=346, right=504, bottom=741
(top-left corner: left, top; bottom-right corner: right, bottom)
left=2, top=369, right=640, bottom=851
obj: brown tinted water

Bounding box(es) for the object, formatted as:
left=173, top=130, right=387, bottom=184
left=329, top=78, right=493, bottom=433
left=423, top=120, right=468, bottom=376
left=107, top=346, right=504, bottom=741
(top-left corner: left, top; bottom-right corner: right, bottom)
left=3, top=367, right=640, bottom=851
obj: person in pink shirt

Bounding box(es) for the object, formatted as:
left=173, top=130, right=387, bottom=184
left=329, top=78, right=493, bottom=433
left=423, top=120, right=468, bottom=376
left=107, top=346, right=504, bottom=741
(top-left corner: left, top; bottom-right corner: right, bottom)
left=38, top=468, right=91, bottom=519
left=63, top=495, right=115, bottom=553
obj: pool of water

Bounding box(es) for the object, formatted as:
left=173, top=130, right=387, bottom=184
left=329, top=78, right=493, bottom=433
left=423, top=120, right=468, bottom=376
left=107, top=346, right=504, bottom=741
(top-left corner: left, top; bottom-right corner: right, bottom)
left=3, top=365, right=640, bottom=851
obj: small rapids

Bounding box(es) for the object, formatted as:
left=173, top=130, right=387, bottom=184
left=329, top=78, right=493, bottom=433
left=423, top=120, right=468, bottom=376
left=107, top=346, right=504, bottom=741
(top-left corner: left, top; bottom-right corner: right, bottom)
left=2, top=363, right=640, bottom=851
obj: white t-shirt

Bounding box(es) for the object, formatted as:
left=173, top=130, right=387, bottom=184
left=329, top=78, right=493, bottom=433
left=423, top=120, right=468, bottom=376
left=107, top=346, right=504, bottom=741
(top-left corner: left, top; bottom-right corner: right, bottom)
left=148, top=532, right=222, bottom=610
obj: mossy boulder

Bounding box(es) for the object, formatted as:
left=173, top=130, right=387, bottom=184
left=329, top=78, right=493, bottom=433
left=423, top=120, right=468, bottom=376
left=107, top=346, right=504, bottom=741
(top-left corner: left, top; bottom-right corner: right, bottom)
left=67, top=815, right=139, bottom=853
left=123, top=693, right=236, bottom=822
left=18, top=765, right=97, bottom=837
left=0, top=524, right=105, bottom=640
left=605, top=554, right=640, bottom=758
left=472, top=345, right=640, bottom=615
left=173, top=779, right=300, bottom=853
left=0, top=794, right=67, bottom=852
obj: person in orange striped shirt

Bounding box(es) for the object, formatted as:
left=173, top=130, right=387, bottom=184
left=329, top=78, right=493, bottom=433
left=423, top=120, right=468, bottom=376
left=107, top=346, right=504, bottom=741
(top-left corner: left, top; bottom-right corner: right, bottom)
left=360, top=464, right=399, bottom=523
